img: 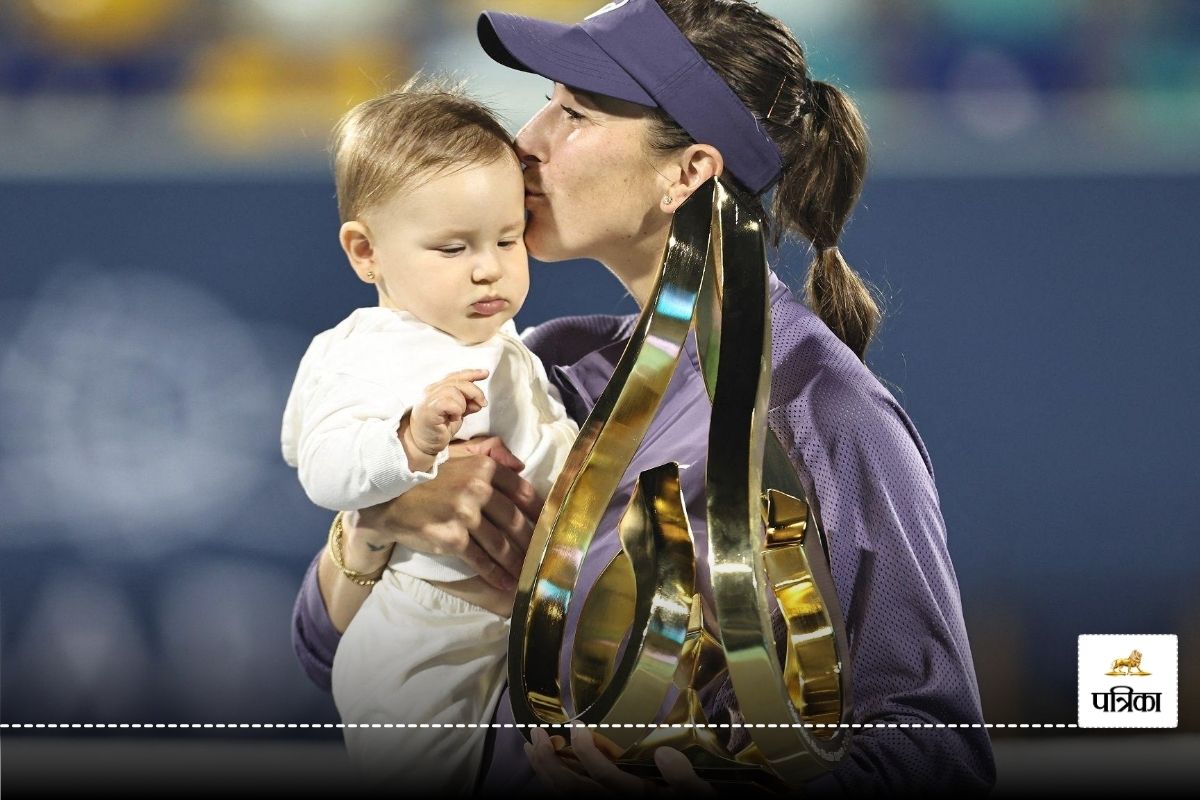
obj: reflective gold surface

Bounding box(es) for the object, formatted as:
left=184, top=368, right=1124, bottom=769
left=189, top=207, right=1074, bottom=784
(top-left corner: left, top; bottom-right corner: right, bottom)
left=568, top=462, right=696, bottom=751
left=508, top=178, right=851, bottom=787
left=507, top=179, right=711, bottom=726
left=702, top=181, right=850, bottom=783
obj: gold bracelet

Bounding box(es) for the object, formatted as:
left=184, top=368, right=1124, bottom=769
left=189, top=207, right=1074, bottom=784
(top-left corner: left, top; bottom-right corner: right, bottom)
left=327, top=512, right=385, bottom=587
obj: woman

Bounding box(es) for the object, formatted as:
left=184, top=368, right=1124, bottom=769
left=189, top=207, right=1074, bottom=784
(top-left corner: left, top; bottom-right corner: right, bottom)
left=292, top=0, right=996, bottom=795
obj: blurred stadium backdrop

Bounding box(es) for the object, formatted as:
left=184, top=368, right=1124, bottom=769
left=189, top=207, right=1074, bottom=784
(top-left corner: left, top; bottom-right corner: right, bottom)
left=0, top=0, right=1197, bottom=791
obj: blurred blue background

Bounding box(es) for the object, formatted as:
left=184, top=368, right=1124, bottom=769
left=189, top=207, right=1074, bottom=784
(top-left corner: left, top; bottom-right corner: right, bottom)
left=0, top=0, right=1197, bottom=734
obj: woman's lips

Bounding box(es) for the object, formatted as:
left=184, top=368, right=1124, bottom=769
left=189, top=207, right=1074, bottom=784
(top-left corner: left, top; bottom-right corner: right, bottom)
left=471, top=298, right=509, bottom=316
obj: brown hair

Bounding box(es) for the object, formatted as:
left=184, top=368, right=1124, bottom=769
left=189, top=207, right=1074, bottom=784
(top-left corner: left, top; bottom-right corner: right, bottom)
left=648, top=0, right=880, bottom=360
left=331, top=76, right=516, bottom=223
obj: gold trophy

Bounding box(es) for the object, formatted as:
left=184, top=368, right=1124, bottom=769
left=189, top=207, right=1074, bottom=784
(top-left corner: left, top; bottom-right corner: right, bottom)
left=508, top=177, right=851, bottom=788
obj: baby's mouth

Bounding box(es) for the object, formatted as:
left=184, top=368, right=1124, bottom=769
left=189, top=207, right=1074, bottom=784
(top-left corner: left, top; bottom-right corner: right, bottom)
left=471, top=298, right=509, bottom=316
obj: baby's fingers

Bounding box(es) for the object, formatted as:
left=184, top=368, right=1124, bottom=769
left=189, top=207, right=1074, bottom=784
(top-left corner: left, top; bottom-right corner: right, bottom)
left=452, top=379, right=488, bottom=414
left=425, top=368, right=489, bottom=392
left=425, top=369, right=489, bottom=414
left=428, top=388, right=469, bottom=421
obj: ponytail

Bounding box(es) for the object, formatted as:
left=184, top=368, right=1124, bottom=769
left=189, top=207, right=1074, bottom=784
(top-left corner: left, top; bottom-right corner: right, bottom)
left=805, top=244, right=879, bottom=361
left=776, top=78, right=879, bottom=361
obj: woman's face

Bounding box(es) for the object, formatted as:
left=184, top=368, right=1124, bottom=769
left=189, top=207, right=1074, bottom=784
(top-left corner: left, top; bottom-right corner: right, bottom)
left=516, top=83, right=670, bottom=265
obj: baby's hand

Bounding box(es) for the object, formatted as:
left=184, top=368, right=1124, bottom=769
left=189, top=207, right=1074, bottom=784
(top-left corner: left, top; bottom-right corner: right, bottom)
left=401, top=369, right=489, bottom=471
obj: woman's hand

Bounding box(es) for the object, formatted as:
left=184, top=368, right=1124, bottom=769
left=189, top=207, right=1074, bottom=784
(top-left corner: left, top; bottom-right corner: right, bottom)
left=352, top=435, right=541, bottom=591
left=319, top=434, right=540, bottom=631
left=524, top=726, right=718, bottom=797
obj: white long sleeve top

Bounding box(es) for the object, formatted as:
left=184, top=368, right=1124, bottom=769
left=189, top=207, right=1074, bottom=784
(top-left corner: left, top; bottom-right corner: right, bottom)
left=281, top=307, right=579, bottom=582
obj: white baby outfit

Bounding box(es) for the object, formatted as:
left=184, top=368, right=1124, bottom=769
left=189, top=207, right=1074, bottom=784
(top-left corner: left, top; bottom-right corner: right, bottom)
left=281, top=306, right=579, bottom=791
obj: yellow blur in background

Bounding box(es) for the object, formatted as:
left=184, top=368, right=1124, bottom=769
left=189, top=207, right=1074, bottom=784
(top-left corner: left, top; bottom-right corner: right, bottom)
left=1, top=0, right=1198, bottom=174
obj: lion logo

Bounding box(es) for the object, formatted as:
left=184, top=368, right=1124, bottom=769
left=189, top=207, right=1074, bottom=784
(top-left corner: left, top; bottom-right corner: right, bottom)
left=1106, top=650, right=1150, bottom=676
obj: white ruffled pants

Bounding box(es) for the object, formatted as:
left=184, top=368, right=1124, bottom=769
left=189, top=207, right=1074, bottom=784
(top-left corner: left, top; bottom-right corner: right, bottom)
left=331, top=568, right=510, bottom=794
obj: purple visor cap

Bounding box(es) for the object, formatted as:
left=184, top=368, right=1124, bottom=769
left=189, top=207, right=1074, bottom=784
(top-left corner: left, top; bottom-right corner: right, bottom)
left=478, top=0, right=783, bottom=195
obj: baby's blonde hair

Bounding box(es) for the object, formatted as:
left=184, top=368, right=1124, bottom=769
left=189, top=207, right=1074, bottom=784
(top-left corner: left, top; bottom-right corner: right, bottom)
left=331, top=76, right=516, bottom=223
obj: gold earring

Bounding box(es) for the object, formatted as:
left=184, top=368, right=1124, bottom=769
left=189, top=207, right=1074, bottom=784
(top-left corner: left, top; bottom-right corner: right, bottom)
left=366, top=270, right=375, bottom=281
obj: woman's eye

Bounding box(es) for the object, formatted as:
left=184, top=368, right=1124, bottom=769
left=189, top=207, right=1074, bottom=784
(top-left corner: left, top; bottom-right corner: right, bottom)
left=546, top=96, right=583, bottom=121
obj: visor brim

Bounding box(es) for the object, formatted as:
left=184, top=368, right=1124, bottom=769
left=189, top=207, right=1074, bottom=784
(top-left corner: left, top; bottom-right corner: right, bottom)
left=477, top=11, right=655, bottom=107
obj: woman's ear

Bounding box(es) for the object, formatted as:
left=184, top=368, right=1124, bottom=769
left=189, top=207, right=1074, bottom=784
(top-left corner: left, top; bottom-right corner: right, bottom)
left=339, top=221, right=377, bottom=284
left=663, top=144, right=724, bottom=211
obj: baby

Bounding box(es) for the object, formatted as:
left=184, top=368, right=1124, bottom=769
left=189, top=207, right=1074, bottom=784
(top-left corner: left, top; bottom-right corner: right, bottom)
left=280, top=81, right=579, bottom=791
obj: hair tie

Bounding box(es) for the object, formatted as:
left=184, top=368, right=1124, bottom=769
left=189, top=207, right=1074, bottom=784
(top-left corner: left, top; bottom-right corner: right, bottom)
left=767, top=73, right=815, bottom=125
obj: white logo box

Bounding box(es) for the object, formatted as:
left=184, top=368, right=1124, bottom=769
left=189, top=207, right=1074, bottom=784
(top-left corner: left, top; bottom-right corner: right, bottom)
left=1078, top=634, right=1177, bottom=728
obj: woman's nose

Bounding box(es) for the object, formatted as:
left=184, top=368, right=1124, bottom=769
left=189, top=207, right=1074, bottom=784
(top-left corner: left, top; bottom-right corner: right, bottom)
left=518, top=150, right=541, bottom=170
left=514, top=136, right=542, bottom=170
left=515, top=108, right=549, bottom=167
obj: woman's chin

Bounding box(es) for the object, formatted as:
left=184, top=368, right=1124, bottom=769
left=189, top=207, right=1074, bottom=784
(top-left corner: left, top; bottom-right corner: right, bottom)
left=525, top=232, right=575, bottom=264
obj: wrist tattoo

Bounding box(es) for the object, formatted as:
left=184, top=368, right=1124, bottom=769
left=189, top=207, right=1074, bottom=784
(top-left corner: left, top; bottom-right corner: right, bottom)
left=365, top=542, right=389, bottom=553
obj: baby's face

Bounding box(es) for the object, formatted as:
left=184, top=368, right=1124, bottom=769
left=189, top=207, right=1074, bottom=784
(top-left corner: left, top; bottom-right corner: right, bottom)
left=365, top=155, right=529, bottom=344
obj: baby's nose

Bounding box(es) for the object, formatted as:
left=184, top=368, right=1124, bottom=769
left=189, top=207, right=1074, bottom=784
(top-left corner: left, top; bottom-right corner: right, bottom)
left=473, top=252, right=503, bottom=282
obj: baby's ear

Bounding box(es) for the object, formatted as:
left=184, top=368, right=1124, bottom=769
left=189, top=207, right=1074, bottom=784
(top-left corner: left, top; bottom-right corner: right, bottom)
left=339, top=221, right=376, bottom=283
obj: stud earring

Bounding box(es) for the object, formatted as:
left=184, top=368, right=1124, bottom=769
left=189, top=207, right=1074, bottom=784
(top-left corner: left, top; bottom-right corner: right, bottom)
left=663, top=195, right=673, bottom=205
left=366, top=270, right=375, bottom=281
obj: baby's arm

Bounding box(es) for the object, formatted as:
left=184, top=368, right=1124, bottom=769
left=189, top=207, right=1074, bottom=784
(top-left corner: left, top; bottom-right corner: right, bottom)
left=290, top=366, right=437, bottom=511
left=400, top=369, right=489, bottom=472
left=292, top=367, right=493, bottom=511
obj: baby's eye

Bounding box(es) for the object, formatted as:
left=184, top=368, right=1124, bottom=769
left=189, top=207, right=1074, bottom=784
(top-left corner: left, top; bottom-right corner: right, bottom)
left=498, top=240, right=519, bottom=249
left=436, top=246, right=465, bottom=256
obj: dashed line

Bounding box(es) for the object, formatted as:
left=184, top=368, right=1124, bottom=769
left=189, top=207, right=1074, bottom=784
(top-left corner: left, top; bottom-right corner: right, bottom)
left=0, top=722, right=1078, bottom=729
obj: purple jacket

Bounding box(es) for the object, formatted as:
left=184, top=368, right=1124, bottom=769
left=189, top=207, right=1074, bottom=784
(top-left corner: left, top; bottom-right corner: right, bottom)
left=291, top=272, right=996, bottom=795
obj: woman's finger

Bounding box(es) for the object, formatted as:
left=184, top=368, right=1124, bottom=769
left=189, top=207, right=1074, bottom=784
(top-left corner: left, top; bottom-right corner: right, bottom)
left=482, top=486, right=535, bottom=552
left=487, top=463, right=544, bottom=525
left=480, top=438, right=525, bottom=472
left=446, top=436, right=490, bottom=459
left=446, top=435, right=523, bottom=470
left=526, top=727, right=603, bottom=795
left=570, top=726, right=648, bottom=794
left=588, top=729, right=627, bottom=760
left=452, top=535, right=515, bottom=591
left=466, top=514, right=524, bottom=580
left=654, top=747, right=717, bottom=797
